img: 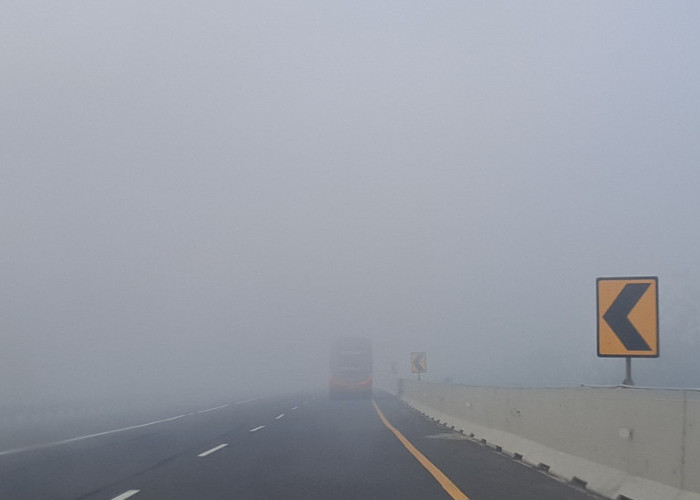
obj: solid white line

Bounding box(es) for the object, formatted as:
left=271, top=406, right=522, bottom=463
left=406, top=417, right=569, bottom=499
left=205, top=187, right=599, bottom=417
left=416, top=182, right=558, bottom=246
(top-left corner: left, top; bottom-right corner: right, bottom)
left=111, top=490, right=140, bottom=500
left=249, top=425, right=265, bottom=432
left=0, top=414, right=187, bottom=457
left=198, top=443, right=228, bottom=457
left=275, top=413, right=285, bottom=420
left=196, top=404, right=229, bottom=414
left=0, top=396, right=267, bottom=457
left=234, top=397, right=264, bottom=405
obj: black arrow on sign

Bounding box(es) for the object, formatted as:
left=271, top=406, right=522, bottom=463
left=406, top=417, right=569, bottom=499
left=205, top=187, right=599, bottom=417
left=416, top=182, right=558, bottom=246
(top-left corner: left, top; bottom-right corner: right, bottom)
left=603, top=283, right=652, bottom=351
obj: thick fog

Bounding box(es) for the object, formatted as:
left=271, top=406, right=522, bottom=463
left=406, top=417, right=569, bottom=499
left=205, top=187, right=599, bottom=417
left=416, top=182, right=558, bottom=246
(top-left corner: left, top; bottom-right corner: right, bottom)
left=2, top=1, right=700, bottom=406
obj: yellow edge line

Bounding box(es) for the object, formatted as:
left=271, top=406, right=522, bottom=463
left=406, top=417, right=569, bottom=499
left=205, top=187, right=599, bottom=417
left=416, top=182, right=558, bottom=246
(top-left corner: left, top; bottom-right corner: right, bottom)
left=372, top=400, right=470, bottom=500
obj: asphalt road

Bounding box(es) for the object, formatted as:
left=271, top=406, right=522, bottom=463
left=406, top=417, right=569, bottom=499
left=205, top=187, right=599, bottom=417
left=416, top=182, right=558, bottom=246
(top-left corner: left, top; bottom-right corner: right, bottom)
left=0, top=391, right=600, bottom=500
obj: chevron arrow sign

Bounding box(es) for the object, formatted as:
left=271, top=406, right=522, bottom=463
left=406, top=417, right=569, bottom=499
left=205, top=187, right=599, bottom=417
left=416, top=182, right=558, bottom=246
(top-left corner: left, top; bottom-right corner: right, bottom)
left=410, top=352, right=427, bottom=373
left=597, top=277, right=659, bottom=357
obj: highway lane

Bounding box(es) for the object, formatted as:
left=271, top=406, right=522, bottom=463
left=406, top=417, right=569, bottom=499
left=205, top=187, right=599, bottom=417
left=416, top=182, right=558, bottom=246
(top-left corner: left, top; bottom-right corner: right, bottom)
left=0, top=391, right=600, bottom=500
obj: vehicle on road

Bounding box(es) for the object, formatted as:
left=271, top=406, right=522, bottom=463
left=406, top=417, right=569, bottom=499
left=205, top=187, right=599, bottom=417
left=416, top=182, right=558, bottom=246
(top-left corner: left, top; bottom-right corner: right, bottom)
left=329, top=337, right=373, bottom=398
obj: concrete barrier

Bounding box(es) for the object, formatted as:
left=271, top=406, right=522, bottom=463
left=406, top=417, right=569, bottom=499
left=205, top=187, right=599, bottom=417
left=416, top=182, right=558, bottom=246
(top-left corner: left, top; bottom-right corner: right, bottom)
left=398, top=380, right=700, bottom=500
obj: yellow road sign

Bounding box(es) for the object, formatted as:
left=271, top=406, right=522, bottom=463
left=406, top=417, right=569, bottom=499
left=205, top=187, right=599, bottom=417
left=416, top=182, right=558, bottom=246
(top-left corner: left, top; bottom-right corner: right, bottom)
left=411, top=352, right=427, bottom=373
left=597, top=277, right=658, bottom=357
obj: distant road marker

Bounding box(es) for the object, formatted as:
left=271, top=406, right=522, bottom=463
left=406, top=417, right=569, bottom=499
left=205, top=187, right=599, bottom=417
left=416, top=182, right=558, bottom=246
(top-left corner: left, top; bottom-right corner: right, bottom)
left=372, top=400, right=469, bottom=500
left=111, top=490, right=140, bottom=500
left=275, top=414, right=285, bottom=420
left=198, top=443, right=228, bottom=457
left=249, top=426, right=265, bottom=432
left=291, top=406, right=299, bottom=410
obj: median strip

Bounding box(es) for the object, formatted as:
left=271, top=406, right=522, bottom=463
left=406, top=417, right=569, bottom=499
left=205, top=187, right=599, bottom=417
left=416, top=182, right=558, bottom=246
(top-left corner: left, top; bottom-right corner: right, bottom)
left=372, top=400, right=470, bottom=500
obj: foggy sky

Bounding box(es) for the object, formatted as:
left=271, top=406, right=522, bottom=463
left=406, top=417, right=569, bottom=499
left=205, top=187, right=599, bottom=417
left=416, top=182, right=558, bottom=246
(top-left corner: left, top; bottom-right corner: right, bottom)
left=2, top=1, right=700, bottom=404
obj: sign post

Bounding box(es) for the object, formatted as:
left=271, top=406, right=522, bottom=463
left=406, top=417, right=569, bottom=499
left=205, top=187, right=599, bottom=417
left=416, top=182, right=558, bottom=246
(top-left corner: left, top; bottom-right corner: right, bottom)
left=410, top=352, right=427, bottom=381
left=597, top=276, right=659, bottom=386
left=623, top=357, right=633, bottom=386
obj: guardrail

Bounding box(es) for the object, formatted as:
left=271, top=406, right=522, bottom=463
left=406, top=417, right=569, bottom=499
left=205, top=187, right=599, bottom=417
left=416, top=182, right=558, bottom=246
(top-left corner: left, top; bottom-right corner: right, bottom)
left=397, top=379, right=700, bottom=500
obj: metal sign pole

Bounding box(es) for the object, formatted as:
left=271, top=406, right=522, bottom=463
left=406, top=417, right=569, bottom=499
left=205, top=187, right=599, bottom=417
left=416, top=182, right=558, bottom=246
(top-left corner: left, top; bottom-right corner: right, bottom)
left=623, top=357, right=634, bottom=386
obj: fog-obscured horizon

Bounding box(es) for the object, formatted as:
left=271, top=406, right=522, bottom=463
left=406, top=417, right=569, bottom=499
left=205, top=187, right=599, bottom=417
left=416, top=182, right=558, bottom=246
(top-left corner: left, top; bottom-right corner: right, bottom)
left=3, top=2, right=700, bottom=405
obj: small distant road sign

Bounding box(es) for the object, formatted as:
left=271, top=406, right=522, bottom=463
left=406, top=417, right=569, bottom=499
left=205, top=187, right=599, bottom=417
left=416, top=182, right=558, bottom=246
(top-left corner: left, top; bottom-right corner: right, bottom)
left=597, top=277, right=659, bottom=358
left=411, top=352, right=427, bottom=373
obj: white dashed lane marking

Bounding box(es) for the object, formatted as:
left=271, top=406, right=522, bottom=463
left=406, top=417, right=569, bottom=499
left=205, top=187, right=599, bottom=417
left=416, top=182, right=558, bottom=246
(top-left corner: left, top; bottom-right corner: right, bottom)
left=111, top=490, right=140, bottom=500
left=198, top=443, right=228, bottom=457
